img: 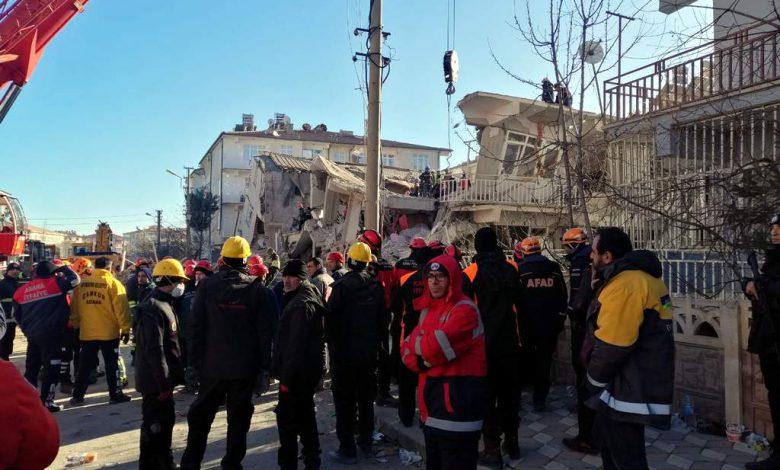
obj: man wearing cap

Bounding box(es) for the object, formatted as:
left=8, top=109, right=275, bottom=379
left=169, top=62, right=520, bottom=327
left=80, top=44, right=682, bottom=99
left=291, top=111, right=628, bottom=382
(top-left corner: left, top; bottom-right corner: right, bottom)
left=13, top=260, right=80, bottom=411
left=744, top=214, right=780, bottom=470
left=181, top=236, right=279, bottom=469
left=135, top=259, right=187, bottom=469
left=561, top=229, right=598, bottom=455
left=0, top=261, right=22, bottom=360
left=273, top=259, right=326, bottom=470
left=401, top=254, right=487, bottom=469
left=327, top=242, right=386, bottom=463
left=463, top=227, right=522, bottom=465
left=326, top=252, right=348, bottom=282
left=515, top=237, right=568, bottom=412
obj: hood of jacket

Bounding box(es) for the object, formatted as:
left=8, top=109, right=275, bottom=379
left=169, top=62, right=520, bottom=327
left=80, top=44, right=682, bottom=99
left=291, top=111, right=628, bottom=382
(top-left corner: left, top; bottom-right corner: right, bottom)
left=416, top=254, right=464, bottom=310
left=335, top=269, right=372, bottom=289
left=601, top=249, right=662, bottom=284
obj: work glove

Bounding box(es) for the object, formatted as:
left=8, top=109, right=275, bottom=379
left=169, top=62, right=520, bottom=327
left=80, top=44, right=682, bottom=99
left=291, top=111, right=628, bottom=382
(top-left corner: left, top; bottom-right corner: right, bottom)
left=120, top=332, right=130, bottom=344
left=254, top=370, right=270, bottom=396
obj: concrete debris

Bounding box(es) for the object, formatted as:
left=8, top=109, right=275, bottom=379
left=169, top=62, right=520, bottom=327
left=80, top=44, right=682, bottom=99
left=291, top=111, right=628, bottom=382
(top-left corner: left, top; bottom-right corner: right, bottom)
left=382, top=225, right=430, bottom=262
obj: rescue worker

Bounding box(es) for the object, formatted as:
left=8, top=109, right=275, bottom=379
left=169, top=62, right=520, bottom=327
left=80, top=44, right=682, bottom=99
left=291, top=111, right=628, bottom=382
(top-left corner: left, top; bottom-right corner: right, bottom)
left=306, top=257, right=334, bottom=303
left=395, top=238, right=425, bottom=281
left=129, top=266, right=154, bottom=367
left=248, top=254, right=269, bottom=283
left=69, top=257, right=132, bottom=405
left=126, top=258, right=152, bottom=303
left=560, top=228, right=598, bottom=455
left=463, top=227, right=522, bottom=465
left=744, top=214, right=780, bottom=470
left=181, top=237, right=278, bottom=470
left=326, top=242, right=385, bottom=463
left=358, top=229, right=398, bottom=407
left=13, top=260, right=80, bottom=411
left=61, top=257, right=93, bottom=388
left=393, top=243, right=437, bottom=426
left=273, top=259, right=326, bottom=470
left=0, top=261, right=22, bottom=360
left=326, top=251, right=348, bottom=282
left=515, top=237, right=568, bottom=412
left=584, top=227, right=674, bottom=469
left=401, top=254, right=487, bottom=470
left=135, top=259, right=187, bottom=470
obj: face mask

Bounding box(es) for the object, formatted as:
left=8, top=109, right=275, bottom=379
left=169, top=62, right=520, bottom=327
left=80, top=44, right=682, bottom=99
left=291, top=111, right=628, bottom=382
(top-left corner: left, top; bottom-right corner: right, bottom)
left=171, top=283, right=186, bottom=298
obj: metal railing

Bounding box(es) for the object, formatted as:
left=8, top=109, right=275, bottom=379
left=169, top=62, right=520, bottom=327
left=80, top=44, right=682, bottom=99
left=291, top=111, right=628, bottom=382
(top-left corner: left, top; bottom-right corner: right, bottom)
left=656, top=250, right=752, bottom=300
left=605, top=25, right=780, bottom=121
left=438, top=178, right=561, bottom=207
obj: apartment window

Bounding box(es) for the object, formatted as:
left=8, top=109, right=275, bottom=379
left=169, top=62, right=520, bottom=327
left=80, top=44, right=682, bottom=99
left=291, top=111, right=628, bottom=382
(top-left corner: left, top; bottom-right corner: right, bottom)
left=382, top=154, right=395, bottom=167
left=279, top=145, right=294, bottom=156
left=332, top=151, right=347, bottom=163
left=356, top=153, right=366, bottom=164
left=303, top=148, right=323, bottom=159
left=502, top=132, right=542, bottom=176
left=412, top=154, right=428, bottom=171
left=242, top=144, right=263, bottom=159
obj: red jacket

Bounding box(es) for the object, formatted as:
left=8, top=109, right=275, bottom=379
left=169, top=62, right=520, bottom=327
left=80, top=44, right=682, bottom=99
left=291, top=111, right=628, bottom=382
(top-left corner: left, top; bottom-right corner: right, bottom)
left=401, top=254, right=487, bottom=435
left=0, top=360, right=60, bottom=469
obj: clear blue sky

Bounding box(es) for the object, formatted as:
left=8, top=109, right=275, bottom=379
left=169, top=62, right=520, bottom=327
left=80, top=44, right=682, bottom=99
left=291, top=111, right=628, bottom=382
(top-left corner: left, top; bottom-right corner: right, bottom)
left=0, top=0, right=710, bottom=235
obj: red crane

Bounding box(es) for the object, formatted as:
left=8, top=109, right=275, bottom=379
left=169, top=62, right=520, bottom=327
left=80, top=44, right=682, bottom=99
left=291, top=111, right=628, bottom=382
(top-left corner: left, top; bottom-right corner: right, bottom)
left=0, top=0, right=89, bottom=123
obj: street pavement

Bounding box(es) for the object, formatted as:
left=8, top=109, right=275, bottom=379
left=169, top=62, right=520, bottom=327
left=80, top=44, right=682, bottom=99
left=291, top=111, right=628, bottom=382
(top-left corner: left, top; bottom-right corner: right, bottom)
left=8, top=334, right=415, bottom=470
left=7, top=331, right=769, bottom=469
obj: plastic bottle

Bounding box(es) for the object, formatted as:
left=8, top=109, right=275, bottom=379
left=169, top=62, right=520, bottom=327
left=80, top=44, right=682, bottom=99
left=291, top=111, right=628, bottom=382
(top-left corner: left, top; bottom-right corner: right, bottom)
left=65, top=453, right=97, bottom=467
left=681, top=394, right=694, bottom=417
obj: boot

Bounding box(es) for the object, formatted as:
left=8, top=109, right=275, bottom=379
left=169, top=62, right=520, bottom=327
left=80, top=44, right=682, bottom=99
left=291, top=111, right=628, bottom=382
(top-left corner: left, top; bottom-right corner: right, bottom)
left=502, top=437, right=521, bottom=461
left=109, top=393, right=131, bottom=404
left=375, top=393, right=398, bottom=408
left=746, top=452, right=780, bottom=470
left=562, top=437, right=598, bottom=455
left=328, top=448, right=357, bottom=465
left=478, top=439, right=503, bottom=469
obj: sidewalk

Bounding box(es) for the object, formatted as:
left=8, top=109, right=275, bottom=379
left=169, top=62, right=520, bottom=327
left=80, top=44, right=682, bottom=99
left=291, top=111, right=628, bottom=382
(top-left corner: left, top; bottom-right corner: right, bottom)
left=376, top=386, right=765, bottom=470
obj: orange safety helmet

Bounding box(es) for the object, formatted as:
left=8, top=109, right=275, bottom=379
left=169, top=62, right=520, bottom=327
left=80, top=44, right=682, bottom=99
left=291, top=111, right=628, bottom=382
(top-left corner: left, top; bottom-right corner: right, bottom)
left=247, top=255, right=268, bottom=277
left=409, top=237, right=427, bottom=250
left=182, top=259, right=197, bottom=277
left=519, top=237, right=542, bottom=255
left=358, top=229, right=382, bottom=253
left=71, top=257, right=93, bottom=276
left=562, top=228, right=588, bottom=246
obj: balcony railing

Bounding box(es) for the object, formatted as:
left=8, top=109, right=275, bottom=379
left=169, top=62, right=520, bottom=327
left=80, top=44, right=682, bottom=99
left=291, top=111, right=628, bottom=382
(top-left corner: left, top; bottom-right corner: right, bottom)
left=657, top=250, right=753, bottom=300
left=439, top=178, right=561, bottom=207
left=605, top=25, right=780, bottom=121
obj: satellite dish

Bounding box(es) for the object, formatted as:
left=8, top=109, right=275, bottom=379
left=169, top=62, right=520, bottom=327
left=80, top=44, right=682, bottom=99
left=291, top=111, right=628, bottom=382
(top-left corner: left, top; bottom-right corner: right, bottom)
left=302, top=123, right=312, bottom=131
left=579, top=40, right=604, bottom=64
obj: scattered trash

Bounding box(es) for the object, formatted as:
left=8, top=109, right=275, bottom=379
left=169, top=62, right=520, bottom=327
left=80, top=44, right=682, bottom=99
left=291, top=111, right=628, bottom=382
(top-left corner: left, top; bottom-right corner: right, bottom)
left=65, top=453, right=97, bottom=467
left=375, top=446, right=398, bottom=458
left=726, top=423, right=745, bottom=443
left=399, top=448, right=423, bottom=465
left=372, top=431, right=385, bottom=442
left=745, top=432, right=771, bottom=451
left=374, top=457, right=389, bottom=464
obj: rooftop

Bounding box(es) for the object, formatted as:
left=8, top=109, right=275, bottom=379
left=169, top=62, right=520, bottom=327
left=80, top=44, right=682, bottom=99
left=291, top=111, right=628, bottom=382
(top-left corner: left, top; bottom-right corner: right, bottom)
left=225, top=129, right=451, bottom=153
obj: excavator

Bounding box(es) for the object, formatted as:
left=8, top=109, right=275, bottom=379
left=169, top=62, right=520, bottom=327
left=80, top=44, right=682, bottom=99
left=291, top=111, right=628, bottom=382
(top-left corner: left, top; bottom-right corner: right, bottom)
left=0, top=0, right=90, bottom=260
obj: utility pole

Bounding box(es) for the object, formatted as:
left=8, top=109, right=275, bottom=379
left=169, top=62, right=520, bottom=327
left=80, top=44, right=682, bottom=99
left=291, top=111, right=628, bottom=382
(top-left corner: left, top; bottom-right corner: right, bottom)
left=184, top=166, right=193, bottom=257
left=155, top=209, right=162, bottom=257
left=364, top=0, right=382, bottom=232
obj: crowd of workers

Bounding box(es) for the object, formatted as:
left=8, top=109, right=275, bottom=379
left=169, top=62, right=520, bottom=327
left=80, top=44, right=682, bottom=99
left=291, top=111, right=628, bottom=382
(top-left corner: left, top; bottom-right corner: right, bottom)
left=0, top=214, right=779, bottom=470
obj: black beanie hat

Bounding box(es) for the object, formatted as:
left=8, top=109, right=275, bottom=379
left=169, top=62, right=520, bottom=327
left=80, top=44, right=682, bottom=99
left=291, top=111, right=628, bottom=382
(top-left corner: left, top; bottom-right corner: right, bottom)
left=282, top=259, right=307, bottom=279
left=474, top=227, right=498, bottom=253
left=36, top=261, right=56, bottom=278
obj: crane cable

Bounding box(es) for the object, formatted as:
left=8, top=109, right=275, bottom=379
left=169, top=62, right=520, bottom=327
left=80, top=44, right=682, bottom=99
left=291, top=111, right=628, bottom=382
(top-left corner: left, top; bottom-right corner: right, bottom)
left=445, top=0, right=456, bottom=166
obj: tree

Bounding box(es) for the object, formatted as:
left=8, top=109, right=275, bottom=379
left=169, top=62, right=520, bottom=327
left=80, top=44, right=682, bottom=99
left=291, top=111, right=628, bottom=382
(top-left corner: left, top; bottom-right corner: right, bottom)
left=187, top=187, right=220, bottom=259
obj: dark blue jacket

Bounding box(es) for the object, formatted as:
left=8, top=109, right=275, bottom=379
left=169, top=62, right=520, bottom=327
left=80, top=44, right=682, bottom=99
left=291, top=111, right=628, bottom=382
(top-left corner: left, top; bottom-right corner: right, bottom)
left=14, top=267, right=80, bottom=339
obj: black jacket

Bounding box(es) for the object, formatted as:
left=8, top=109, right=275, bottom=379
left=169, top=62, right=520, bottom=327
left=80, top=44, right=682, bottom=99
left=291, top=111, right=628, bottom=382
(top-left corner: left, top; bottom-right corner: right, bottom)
left=746, top=247, right=780, bottom=354
left=272, top=281, right=325, bottom=389
left=0, top=274, right=20, bottom=321
left=566, top=244, right=591, bottom=319
left=585, top=250, right=674, bottom=428
left=189, top=268, right=279, bottom=380
left=13, top=268, right=80, bottom=339
left=463, top=251, right=521, bottom=359
left=516, top=253, right=568, bottom=340
left=326, top=270, right=385, bottom=368
left=134, top=289, right=184, bottom=395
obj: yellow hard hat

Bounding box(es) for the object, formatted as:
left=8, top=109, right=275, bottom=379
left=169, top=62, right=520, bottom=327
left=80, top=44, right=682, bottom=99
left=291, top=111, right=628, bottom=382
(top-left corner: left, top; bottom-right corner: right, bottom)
left=221, top=236, right=251, bottom=259
left=347, top=242, right=372, bottom=263
left=152, top=258, right=189, bottom=280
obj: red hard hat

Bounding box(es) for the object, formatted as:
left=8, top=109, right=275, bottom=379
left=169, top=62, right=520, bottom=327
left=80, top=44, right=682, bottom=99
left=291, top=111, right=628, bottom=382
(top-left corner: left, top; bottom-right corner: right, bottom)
left=409, top=237, right=427, bottom=249
left=428, top=240, right=445, bottom=250
left=326, top=252, right=345, bottom=263
left=358, top=229, right=382, bottom=252
left=135, top=258, right=149, bottom=268
left=444, top=244, right=463, bottom=261
left=182, top=259, right=196, bottom=277
left=194, top=259, right=213, bottom=273
left=247, top=255, right=267, bottom=276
